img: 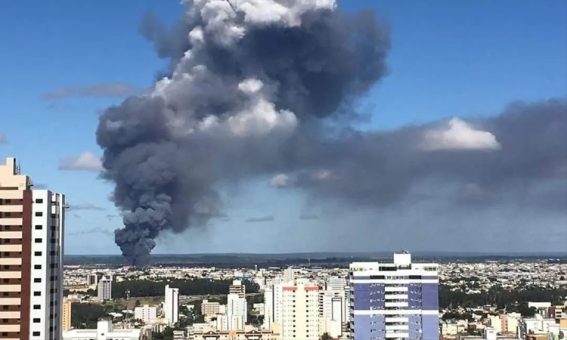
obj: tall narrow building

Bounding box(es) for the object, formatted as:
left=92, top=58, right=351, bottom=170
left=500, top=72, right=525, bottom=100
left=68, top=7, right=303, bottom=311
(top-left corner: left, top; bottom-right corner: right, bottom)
left=0, top=157, right=65, bottom=340
left=226, top=280, right=247, bottom=330
left=349, top=252, right=439, bottom=340
left=164, top=285, right=179, bottom=326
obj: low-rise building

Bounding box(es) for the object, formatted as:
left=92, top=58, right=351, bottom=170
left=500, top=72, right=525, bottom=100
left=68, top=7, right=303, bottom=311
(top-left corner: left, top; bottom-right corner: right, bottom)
left=62, top=319, right=144, bottom=340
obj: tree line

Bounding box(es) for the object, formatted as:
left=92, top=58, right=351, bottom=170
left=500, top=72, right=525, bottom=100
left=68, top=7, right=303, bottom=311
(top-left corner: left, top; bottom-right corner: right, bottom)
left=112, top=278, right=259, bottom=298
left=439, top=284, right=567, bottom=310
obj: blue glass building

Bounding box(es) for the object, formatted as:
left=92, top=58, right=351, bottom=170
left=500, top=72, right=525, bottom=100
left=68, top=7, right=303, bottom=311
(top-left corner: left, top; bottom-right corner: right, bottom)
left=349, top=252, right=439, bottom=340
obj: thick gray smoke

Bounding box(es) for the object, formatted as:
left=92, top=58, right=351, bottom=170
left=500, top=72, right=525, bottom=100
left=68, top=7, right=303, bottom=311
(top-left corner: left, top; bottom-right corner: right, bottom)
left=97, top=0, right=567, bottom=264
left=96, top=0, right=390, bottom=264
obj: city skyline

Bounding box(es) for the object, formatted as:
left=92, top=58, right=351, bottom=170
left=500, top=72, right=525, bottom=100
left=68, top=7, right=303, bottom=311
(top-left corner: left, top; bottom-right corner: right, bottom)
left=0, top=0, right=566, bottom=255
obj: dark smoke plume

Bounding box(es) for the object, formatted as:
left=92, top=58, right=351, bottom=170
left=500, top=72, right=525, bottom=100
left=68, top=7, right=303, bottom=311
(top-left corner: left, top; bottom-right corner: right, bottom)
left=97, top=0, right=390, bottom=264
left=97, top=0, right=567, bottom=264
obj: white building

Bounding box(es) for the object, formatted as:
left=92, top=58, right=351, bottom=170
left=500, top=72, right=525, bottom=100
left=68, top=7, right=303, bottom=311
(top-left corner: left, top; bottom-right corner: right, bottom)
left=281, top=279, right=320, bottom=340
left=134, top=305, right=157, bottom=324
left=319, top=290, right=344, bottom=338
left=62, top=319, right=142, bottom=340
left=0, top=157, right=65, bottom=340
left=164, top=285, right=179, bottom=325
left=263, top=280, right=284, bottom=331
left=227, top=293, right=247, bottom=330
left=97, top=277, right=112, bottom=301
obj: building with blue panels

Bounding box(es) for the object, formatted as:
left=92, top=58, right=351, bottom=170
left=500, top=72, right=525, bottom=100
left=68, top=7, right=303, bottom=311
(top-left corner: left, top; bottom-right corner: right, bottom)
left=349, top=252, right=439, bottom=340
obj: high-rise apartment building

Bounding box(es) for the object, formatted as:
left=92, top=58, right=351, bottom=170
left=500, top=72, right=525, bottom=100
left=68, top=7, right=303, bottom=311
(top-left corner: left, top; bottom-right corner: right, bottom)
left=349, top=252, right=439, bottom=340
left=226, top=280, right=247, bottom=330
left=263, top=281, right=283, bottom=331
left=164, top=285, right=179, bottom=325
left=281, top=279, right=320, bottom=340
left=96, top=277, right=112, bottom=301
left=0, top=157, right=65, bottom=340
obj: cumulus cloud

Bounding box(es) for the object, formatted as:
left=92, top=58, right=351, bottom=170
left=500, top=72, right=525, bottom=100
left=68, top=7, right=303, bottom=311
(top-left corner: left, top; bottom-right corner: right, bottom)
left=59, top=152, right=103, bottom=171
left=43, top=82, right=142, bottom=100
left=270, top=173, right=292, bottom=187
left=420, top=118, right=501, bottom=151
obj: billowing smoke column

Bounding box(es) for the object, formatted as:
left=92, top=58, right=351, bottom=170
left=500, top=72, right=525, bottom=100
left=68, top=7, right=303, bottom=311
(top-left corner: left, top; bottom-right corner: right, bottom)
left=97, top=0, right=567, bottom=264
left=96, top=0, right=390, bottom=264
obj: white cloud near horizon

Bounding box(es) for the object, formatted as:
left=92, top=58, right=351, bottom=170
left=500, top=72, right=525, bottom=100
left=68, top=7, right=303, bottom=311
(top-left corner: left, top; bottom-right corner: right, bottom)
left=421, top=118, right=501, bottom=151
left=59, top=151, right=103, bottom=172
left=0, top=133, right=7, bottom=144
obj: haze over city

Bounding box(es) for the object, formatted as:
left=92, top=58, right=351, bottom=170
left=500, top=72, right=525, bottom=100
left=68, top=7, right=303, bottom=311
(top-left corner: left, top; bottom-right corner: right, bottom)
left=0, top=0, right=565, bottom=257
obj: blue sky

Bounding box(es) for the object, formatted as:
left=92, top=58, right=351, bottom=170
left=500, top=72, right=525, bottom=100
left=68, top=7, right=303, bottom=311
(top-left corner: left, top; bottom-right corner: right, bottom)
left=0, top=0, right=565, bottom=254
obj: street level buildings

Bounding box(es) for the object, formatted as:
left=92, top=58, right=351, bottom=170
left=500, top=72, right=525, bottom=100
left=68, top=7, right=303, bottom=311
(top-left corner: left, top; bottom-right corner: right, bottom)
left=0, top=157, right=65, bottom=340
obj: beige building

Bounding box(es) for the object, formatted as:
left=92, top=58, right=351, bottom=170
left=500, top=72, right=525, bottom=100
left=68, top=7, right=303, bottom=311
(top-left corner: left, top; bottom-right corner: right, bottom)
left=202, top=300, right=222, bottom=316
left=0, top=157, right=66, bottom=340
left=62, top=298, right=73, bottom=332
left=281, top=279, right=320, bottom=340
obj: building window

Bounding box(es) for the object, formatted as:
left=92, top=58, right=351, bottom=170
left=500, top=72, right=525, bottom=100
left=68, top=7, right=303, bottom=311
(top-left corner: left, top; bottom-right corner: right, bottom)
left=33, top=291, right=41, bottom=296
left=32, top=332, right=40, bottom=336
left=35, top=212, right=43, bottom=217
left=34, top=225, right=42, bottom=230
left=34, top=265, right=41, bottom=270
left=33, top=305, right=40, bottom=309
left=33, top=318, right=40, bottom=323
left=35, top=199, right=43, bottom=203
left=34, top=251, right=42, bottom=256
left=34, top=278, right=41, bottom=283
left=34, top=238, right=42, bottom=243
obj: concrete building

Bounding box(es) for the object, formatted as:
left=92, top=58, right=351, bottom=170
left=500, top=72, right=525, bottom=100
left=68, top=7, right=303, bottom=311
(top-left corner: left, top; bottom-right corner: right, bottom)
left=134, top=305, right=158, bottom=324
left=281, top=279, right=320, bottom=340
left=62, top=298, right=73, bottom=332
left=201, top=300, right=222, bottom=316
left=97, top=277, right=112, bottom=301
left=262, top=281, right=284, bottom=331
left=319, top=290, right=344, bottom=338
left=349, top=252, right=439, bottom=340
left=319, top=276, right=349, bottom=338
left=164, top=284, right=179, bottom=325
left=62, top=319, right=143, bottom=340
left=229, top=279, right=246, bottom=298
left=227, top=280, right=247, bottom=330
left=189, top=328, right=280, bottom=340
left=0, top=157, right=65, bottom=340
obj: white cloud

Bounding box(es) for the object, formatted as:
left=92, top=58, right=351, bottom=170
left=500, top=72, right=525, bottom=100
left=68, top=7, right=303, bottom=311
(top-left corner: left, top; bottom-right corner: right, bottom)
left=270, top=173, right=291, bottom=187
left=228, top=98, right=297, bottom=137
left=0, top=133, right=6, bottom=144
left=421, top=118, right=501, bottom=151
left=238, top=78, right=263, bottom=94
left=59, top=152, right=103, bottom=172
